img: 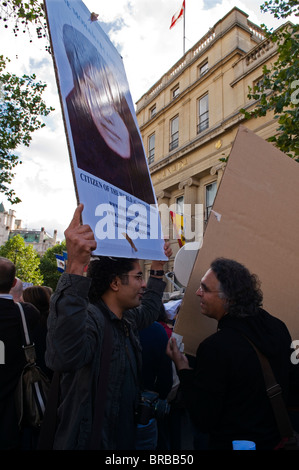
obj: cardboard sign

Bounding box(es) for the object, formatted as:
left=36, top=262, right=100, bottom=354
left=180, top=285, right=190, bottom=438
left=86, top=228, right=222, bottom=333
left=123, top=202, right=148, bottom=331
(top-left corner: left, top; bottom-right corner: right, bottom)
left=174, top=126, right=299, bottom=356
left=44, top=0, right=166, bottom=260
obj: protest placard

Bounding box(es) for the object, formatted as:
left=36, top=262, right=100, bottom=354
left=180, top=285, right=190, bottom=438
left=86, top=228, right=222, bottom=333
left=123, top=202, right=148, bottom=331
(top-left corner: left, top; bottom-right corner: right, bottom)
left=44, top=0, right=166, bottom=260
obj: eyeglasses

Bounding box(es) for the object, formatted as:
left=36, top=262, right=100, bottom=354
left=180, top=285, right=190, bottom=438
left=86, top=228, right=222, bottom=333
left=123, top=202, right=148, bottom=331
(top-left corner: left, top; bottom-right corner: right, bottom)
left=125, top=273, right=144, bottom=282
left=197, top=283, right=221, bottom=294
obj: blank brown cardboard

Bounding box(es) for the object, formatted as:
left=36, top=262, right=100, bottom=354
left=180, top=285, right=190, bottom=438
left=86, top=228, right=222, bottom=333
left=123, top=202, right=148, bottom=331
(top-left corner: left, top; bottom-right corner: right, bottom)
left=174, top=125, right=299, bottom=356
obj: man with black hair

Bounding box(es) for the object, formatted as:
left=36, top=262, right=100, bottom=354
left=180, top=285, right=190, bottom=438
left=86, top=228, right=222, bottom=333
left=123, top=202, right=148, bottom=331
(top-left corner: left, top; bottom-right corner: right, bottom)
left=167, top=257, right=299, bottom=450
left=45, top=204, right=172, bottom=450
left=0, top=257, right=40, bottom=449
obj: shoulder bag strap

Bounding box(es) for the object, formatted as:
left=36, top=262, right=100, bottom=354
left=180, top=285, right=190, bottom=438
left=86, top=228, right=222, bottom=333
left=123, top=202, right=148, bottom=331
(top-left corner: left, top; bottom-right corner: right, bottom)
left=16, top=302, right=36, bottom=364
left=16, top=302, right=31, bottom=346
left=244, top=335, right=294, bottom=439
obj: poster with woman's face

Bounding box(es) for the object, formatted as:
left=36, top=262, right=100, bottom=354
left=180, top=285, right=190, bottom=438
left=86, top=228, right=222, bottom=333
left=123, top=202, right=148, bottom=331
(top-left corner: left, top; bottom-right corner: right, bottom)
left=45, top=0, right=166, bottom=260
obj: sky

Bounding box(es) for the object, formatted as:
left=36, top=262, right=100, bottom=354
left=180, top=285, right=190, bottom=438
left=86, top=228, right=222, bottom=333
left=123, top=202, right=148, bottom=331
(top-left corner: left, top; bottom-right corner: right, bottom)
left=0, top=0, right=296, bottom=242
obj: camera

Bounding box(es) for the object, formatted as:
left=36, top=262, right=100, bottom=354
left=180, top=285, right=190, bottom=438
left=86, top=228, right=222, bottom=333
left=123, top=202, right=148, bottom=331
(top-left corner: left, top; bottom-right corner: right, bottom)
left=137, top=390, right=171, bottom=425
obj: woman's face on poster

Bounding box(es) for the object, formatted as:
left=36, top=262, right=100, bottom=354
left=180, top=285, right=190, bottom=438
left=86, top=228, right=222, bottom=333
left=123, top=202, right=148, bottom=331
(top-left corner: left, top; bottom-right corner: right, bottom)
left=81, top=65, right=131, bottom=159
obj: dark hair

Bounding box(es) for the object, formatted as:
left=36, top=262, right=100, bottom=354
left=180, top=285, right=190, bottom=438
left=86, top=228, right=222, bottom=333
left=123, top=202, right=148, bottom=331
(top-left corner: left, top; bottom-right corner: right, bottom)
left=87, top=256, right=138, bottom=304
left=0, top=257, right=16, bottom=292
left=210, top=258, right=263, bottom=317
left=23, top=286, right=51, bottom=322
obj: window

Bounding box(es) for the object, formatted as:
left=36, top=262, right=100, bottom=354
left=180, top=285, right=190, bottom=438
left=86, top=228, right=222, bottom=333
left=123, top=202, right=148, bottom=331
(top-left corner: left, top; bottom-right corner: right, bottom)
left=254, top=76, right=265, bottom=89
left=150, top=105, right=156, bottom=118
left=169, top=116, right=179, bottom=151
left=197, top=94, right=209, bottom=134
left=176, top=195, right=184, bottom=215
left=172, top=85, right=180, bottom=100
left=148, top=133, right=155, bottom=165
left=199, top=61, right=209, bottom=77
left=205, top=181, right=217, bottom=220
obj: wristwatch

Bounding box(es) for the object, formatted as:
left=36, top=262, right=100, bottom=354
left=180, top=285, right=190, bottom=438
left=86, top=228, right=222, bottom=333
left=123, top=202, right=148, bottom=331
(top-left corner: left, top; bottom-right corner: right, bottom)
left=149, top=270, right=165, bottom=276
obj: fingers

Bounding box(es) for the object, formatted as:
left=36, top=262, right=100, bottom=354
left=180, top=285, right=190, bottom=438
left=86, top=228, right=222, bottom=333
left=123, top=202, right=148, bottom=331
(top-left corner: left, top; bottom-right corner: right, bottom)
left=166, top=337, right=178, bottom=357
left=163, top=240, right=172, bottom=259
left=64, top=204, right=97, bottom=275
left=67, top=203, right=84, bottom=230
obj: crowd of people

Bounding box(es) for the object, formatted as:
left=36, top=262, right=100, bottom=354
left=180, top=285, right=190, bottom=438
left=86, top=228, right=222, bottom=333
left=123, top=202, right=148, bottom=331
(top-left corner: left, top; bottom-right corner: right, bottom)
left=1, top=203, right=299, bottom=451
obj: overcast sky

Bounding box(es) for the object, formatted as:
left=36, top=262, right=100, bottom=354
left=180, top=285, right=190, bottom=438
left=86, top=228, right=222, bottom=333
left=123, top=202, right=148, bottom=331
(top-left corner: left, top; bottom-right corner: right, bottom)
left=0, top=0, right=295, bottom=242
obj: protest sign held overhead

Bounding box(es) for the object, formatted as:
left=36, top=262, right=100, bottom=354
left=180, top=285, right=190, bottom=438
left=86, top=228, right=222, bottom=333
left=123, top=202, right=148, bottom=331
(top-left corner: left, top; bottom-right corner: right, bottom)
left=44, top=0, right=166, bottom=260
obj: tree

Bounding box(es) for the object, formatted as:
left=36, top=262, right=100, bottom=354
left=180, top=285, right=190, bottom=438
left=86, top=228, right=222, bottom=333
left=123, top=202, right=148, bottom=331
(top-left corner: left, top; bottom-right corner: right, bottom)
left=0, top=234, right=43, bottom=284
left=0, top=56, right=54, bottom=203
left=0, top=1, right=53, bottom=203
left=39, top=241, right=67, bottom=291
left=240, top=0, right=299, bottom=159
left=0, top=0, right=48, bottom=44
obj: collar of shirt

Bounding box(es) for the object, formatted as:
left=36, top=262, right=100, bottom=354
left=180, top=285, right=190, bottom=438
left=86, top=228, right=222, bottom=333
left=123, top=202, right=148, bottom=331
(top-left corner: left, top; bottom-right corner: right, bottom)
left=0, top=294, right=13, bottom=300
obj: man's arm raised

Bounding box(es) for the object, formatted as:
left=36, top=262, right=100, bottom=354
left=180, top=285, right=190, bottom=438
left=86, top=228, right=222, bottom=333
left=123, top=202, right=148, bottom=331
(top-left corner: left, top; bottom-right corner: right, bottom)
left=149, top=240, right=172, bottom=278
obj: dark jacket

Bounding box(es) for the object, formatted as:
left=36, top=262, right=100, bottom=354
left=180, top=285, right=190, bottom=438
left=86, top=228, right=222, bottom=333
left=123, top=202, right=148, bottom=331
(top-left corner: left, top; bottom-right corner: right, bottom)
left=178, top=308, right=299, bottom=450
left=0, top=298, right=40, bottom=449
left=139, top=322, right=173, bottom=399
left=45, top=273, right=165, bottom=450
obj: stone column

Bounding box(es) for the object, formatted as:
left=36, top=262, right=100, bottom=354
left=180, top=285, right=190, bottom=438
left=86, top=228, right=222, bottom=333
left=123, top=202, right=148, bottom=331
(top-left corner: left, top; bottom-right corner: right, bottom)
left=210, top=162, right=226, bottom=184
left=156, top=190, right=171, bottom=240
left=178, top=177, right=200, bottom=241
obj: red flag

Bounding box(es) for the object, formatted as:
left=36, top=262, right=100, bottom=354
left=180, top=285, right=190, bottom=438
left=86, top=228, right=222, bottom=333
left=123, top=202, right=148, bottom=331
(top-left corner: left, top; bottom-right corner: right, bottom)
left=170, top=0, right=185, bottom=29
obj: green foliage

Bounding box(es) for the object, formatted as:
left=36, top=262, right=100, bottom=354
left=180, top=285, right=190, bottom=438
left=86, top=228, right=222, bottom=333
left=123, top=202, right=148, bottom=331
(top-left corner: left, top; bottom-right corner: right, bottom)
left=0, top=0, right=48, bottom=44
left=0, top=55, right=54, bottom=203
left=240, top=1, right=299, bottom=159
left=39, top=241, right=67, bottom=291
left=0, top=234, right=43, bottom=284
left=261, top=0, right=299, bottom=19
left=0, top=1, right=53, bottom=203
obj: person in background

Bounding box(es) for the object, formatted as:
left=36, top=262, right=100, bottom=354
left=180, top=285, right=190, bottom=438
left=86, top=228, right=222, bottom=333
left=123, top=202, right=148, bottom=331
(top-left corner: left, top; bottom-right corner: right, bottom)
left=137, top=318, right=173, bottom=450
left=23, top=286, right=52, bottom=380
left=0, top=257, right=40, bottom=450
left=167, top=257, right=299, bottom=450
left=9, top=277, right=24, bottom=302
left=157, top=304, right=173, bottom=339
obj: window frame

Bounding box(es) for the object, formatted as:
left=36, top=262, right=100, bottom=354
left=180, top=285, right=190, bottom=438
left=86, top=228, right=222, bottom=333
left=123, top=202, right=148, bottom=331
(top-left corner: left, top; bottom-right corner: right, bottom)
left=199, top=61, right=209, bottom=77
left=197, top=93, right=209, bottom=134
left=172, top=85, right=180, bottom=100
left=205, top=181, right=217, bottom=221
left=150, top=104, right=157, bottom=118
left=169, top=115, right=179, bottom=151
left=148, top=133, right=155, bottom=165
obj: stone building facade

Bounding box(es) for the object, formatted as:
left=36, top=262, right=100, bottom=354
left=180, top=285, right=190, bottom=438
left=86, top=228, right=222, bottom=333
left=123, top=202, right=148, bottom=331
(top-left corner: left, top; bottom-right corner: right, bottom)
left=0, top=202, right=57, bottom=256
left=136, top=7, right=281, bottom=281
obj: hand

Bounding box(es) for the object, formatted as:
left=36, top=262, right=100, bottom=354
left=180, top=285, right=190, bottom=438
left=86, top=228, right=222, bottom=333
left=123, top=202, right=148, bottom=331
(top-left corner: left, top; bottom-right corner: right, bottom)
left=166, top=337, right=191, bottom=371
left=64, top=204, right=97, bottom=275
left=150, top=241, right=172, bottom=273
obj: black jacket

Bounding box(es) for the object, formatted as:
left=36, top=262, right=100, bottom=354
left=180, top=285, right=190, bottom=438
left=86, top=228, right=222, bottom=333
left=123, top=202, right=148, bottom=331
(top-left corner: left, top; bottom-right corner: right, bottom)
left=46, top=274, right=166, bottom=450
left=0, top=299, right=40, bottom=449
left=178, top=308, right=299, bottom=450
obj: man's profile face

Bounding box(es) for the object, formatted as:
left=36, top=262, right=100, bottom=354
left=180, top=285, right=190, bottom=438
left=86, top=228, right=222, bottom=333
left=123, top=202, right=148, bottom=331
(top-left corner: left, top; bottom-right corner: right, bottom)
left=117, top=261, right=146, bottom=310
left=196, top=268, right=227, bottom=321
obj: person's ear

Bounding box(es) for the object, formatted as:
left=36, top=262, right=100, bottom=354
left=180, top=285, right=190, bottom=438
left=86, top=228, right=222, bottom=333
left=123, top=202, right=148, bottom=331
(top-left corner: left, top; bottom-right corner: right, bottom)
left=110, top=277, right=120, bottom=292
left=12, top=278, right=17, bottom=288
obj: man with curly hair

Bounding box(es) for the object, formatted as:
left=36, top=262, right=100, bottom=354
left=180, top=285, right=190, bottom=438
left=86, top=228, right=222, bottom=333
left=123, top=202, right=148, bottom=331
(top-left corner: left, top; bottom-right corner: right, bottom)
left=167, top=258, right=299, bottom=450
